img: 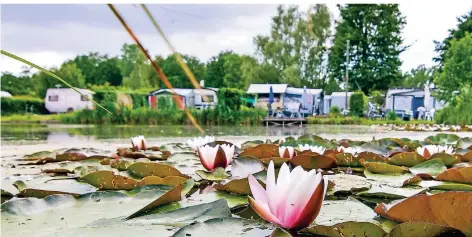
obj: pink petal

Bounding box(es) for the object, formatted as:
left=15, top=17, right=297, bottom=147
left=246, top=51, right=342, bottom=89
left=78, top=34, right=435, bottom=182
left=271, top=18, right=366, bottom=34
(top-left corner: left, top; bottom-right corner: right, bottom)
left=248, top=175, right=268, bottom=205
left=265, top=161, right=278, bottom=217
left=248, top=197, right=283, bottom=226
left=288, top=177, right=326, bottom=229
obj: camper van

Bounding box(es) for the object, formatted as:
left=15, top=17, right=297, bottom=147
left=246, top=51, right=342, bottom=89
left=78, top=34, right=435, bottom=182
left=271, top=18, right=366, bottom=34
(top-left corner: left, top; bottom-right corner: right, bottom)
left=45, top=88, right=95, bottom=113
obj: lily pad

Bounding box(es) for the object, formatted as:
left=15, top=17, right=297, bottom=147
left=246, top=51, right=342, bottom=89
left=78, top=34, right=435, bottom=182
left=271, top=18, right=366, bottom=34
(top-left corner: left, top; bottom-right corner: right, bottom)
left=326, top=174, right=372, bottom=196
left=289, top=154, right=336, bottom=169
left=409, top=158, right=447, bottom=177
left=82, top=170, right=138, bottom=190
left=413, top=180, right=472, bottom=192
left=357, top=185, right=426, bottom=199
left=425, top=133, right=460, bottom=145
left=435, top=167, right=472, bottom=185
left=173, top=217, right=273, bottom=237
left=195, top=167, right=230, bottom=181
left=302, top=199, right=385, bottom=236
left=126, top=183, right=182, bottom=219
left=13, top=179, right=97, bottom=198
left=230, top=156, right=265, bottom=179
left=363, top=162, right=408, bottom=174
left=374, top=191, right=472, bottom=236
left=127, top=162, right=189, bottom=179
left=388, top=222, right=464, bottom=237
left=457, top=137, right=472, bottom=149
left=429, top=153, right=461, bottom=167
left=260, top=157, right=290, bottom=167
left=214, top=178, right=254, bottom=195
left=364, top=170, right=414, bottom=187
left=388, top=152, right=426, bottom=167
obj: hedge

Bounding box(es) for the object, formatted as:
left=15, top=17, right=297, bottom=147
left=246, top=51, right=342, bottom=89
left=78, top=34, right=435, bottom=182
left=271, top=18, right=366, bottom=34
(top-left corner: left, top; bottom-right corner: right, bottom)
left=349, top=91, right=367, bottom=117
left=1, top=96, right=47, bottom=115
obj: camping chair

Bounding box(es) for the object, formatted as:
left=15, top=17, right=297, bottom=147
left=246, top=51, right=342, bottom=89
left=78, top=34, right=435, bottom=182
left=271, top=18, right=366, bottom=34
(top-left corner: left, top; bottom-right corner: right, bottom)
left=286, top=102, right=302, bottom=118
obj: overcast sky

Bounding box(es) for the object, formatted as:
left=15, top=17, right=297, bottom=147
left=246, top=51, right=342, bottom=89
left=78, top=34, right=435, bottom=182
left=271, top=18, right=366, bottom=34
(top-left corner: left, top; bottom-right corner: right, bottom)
left=1, top=3, right=471, bottom=76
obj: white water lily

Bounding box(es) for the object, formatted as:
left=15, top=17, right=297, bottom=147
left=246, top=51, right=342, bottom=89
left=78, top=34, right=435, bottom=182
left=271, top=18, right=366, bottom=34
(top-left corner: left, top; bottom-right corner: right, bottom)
left=197, top=144, right=235, bottom=171
left=416, top=145, right=453, bottom=158
left=131, top=135, right=147, bottom=151
left=279, top=146, right=295, bottom=158
left=336, top=146, right=363, bottom=155
left=187, top=136, right=216, bottom=151
left=248, top=161, right=327, bottom=229
left=298, top=144, right=326, bottom=155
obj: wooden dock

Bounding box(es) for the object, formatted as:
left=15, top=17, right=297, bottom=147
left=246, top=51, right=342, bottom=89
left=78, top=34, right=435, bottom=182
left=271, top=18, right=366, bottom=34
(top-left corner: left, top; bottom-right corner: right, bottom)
left=263, top=117, right=306, bottom=127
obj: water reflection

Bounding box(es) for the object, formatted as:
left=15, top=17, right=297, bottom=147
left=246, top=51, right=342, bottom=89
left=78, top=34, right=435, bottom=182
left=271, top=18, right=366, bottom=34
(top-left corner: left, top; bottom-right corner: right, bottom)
left=1, top=124, right=376, bottom=142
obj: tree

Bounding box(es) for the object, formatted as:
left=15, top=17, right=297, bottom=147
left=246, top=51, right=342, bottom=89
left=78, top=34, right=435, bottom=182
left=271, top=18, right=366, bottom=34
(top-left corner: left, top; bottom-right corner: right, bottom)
left=434, top=32, right=472, bottom=103
left=71, top=52, right=106, bottom=85
left=434, top=10, right=472, bottom=68
left=118, top=43, right=142, bottom=78
left=55, top=62, right=86, bottom=88
left=254, top=4, right=332, bottom=88
left=205, top=51, right=233, bottom=88
left=161, top=54, right=206, bottom=88
left=399, top=64, right=436, bottom=88
left=0, top=72, right=34, bottom=96
left=328, top=4, right=407, bottom=94
left=122, top=52, right=152, bottom=90
left=32, top=62, right=85, bottom=98
left=94, top=57, right=123, bottom=86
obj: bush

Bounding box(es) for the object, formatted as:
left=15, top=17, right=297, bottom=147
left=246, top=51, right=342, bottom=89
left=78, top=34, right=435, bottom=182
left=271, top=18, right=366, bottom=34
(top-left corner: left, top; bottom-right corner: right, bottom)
left=371, top=90, right=385, bottom=106
left=386, top=111, right=397, bottom=120
left=217, top=88, right=244, bottom=111
left=1, top=96, right=47, bottom=115
left=329, top=106, right=341, bottom=118
left=435, top=88, right=472, bottom=125
left=349, top=91, right=367, bottom=117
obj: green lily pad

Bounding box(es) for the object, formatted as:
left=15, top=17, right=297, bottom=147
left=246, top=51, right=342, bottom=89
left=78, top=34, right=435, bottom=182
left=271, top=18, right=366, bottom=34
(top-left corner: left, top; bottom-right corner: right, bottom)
left=23, top=150, right=56, bottom=160
left=162, top=152, right=202, bottom=179
left=289, top=154, right=336, bottom=169
left=413, top=180, right=472, bottom=191
left=214, top=178, right=254, bottom=195
left=196, top=167, right=230, bottom=181
left=110, top=159, right=134, bottom=171
left=409, top=158, right=447, bottom=177
left=388, top=222, right=464, bottom=237
left=13, top=179, right=97, bottom=198
left=357, top=185, right=426, bottom=199
left=230, top=156, right=265, bottom=178
left=388, top=152, right=426, bottom=167
left=457, top=137, right=472, bottom=149
left=260, top=157, right=290, bottom=167
left=240, top=140, right=264, bottom=150
left=326, top=174, right=372, bottom=196
left=126, top=183, right=182, bottom=219
left=363, top=162, right=408, bottom=174
left=82, top=170, right=139, bottom=190
left=364, top=170, right=414, bottom=187
left=173, top=217, right=273, bottom=237
left=302, top=199, right=386, bottom=236
left=425, top=133, right=460, bottom=145
left=335, top=153, right=362, bottom=167
left=127, top=162, right=189, bottom=179
left=429, top=153, right=461, bottom=167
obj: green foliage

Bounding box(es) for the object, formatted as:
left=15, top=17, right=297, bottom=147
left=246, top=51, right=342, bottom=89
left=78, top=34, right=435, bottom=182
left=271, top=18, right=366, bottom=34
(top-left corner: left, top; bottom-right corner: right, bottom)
left=329, top=4, right=406, bottom=94
left=0, top=72, right=35, bottom=96
left=329, top=106, right=341, bottom=118
left=1, top=96, right=47, bottom=115
left=370, top=90, right=385, bottom=106
left=349, top=91, right=367, bottom=117
left=434, top=10, right=472, bottom=67
left=217, top=88, right=244, bottom=111
left=398, top=65, right=436, bottom=88
left=386, top=110, right=397, bottom=120
left=161, top=53, right=206, bottom=88
left=254, top=4, right=332, bottom=89
left=435, top=32, right=472, bottom=103
left=435, top=88, right=472, bottom=125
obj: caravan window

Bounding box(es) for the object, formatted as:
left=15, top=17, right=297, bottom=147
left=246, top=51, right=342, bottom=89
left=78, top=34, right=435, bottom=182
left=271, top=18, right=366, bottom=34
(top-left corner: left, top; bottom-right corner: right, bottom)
left=202, top=95, right=214, bottom=102
left=81, top=95, right=89, bottom=101
left=49, top=95, right=59, bottom=101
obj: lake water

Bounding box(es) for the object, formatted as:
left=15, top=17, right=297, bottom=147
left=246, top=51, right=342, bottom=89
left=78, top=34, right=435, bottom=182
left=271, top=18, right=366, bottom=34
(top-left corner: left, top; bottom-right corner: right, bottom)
left=2, top=123, right=472, bottom=158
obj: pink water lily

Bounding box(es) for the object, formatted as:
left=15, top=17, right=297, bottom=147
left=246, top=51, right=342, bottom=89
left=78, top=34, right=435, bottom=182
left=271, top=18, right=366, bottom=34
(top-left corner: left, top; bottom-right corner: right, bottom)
left=197, top=144, right=235, bottom=171
left=298, top=144, right=326, bottom=155
left=416, top=145, right=453, bottom=158
left=187, top=136, right=216, bottom=151
left=131, top=135, right=147, bottom=151
left=248, top=161, right=327, bottom=229
left=279, top=146, right=295, bottom=158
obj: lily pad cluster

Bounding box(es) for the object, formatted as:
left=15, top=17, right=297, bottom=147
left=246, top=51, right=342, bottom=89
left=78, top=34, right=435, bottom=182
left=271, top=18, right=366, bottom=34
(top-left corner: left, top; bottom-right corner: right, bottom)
left=372, top=123, right=472, bottom=132
left=1, top=133, right=472, bottom=237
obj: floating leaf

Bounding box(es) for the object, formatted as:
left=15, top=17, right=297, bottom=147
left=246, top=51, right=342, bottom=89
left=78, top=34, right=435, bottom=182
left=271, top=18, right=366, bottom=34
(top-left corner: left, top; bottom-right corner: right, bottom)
left=363, top=162, right=408, bottom=174
left=303, top=221, right=386, bottom=237
left=127, top=162, right=189, bottom=179
left=82, top=170, right=138, bottom=190
left=435, top=167, right=472, bottom=184
left=110, top=159, right=134, bottom=171
left=364, top=170, right=413, bottom=187
left=126, top=183, right=182, bottom=219
left=261, top=157, right=290, bottom=167
left=425, top=133, right=460, bottom=145
left=409, top=158, right=447, bottom=177
left=357, top=185, right=426, bottom=199
left=413, top=180, right=472, bottom=192
left=429, top=153, right=461, bottom=167
left=388, top=222, right=464, bottom=237
left=326, top=174, right=371, bottom=195
left=374, top=192, right=472, bottom=236
left=173, top=217, right=273, bottom=237
left=13, top=179, right=97, bottom=198
left=214, top=178, right=254, bottom=195
left=289, top=154, right=336, bottom=169
left=195, top=167, right=230, bottom=181
left=230, top=156, right=265, bottom=179
left=137, top=176, right=187, bottom=187
left=239, top=149, right=278, bottom=159
left=388, top=152, right=426, bottom=167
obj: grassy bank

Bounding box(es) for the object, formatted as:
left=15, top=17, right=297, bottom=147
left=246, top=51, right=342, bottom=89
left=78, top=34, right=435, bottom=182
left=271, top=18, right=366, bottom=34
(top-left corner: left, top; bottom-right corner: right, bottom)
left=0, top=114, right=62, bottom=123
left=58, top=106, right=267, bottom=126
left=307, top=116, right=435, bottom=125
